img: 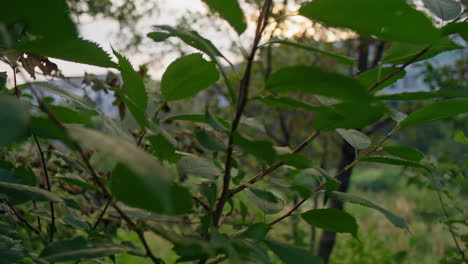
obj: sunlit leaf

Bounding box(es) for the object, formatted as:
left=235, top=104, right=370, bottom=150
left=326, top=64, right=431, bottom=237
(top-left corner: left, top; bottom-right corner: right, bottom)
left=299, top=0, right=439, bottom=44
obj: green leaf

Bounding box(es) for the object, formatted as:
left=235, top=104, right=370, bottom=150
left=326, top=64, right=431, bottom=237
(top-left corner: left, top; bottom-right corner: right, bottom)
left=1, top=0, right=78, bottom=40
left=202, top=0, right=247, bottom=34
left=149, top=25, right=224, bottom=58
left=0, top=94, right=29, bottom=146
left=246, top=188, right=284, bottom=215
left=314, top=102, right=387, bottom=131
left=422, top=0, right=462, bottom=21
left=254, top=95, right=322, bottom=112
left=0, top=182, right=63, bottom=203
left=18, top=38, right=117, bottom=68
left=67, top=126, right=192, bottom=215
left=40, top=237, right=130, bottom=262
left=14, top=165, right=37, bottom=186
left=195, top=129, right=225, bottom=151
left=327, top=191, right=409, bottom=230
left=356, top=67, right=406, bottom=93
left=454, top=131, right=468, bottom=144
left=112, top=50, right=148, bottom=112
left=382, top=37, right=463, bottom=64
left=266, top=66, right=371, bottom=102
left=177, top=156, right=221, bottom=180
left=48, top=105, right=96, bottom=124
left=400, top=99, right=468, bottom=128
left=265, top=39, right=354, bottom=65
left=148, top=25, right=236, bottom=102
left=381, top=145, right=424, bottom=162
left=161, top=54, right=219, bottom=101
left=238, top=223, right=271, bottom=241
left=111, top=164, right=192, bottom=215
left=442, top=22, right=468, bottom=42
left=336, top=129, right=371, bottom=150
left=147, top=134, right=181, bottom=163
left=265, top=240, right=323, bottom=264
left=113, top=89, right=149, bottom=129
left=33, top=82, right=96, bottom=110
left=299, top=0, right=439, bottom=44
left=56, top=174, right=100, bottom=192
left=278, top=154, right=313, bottom=169
left=234, top=133, right=277, bottom=164
left=361, top=156, right=429, bottom=171
left=301, top=208, right=358, bottom=237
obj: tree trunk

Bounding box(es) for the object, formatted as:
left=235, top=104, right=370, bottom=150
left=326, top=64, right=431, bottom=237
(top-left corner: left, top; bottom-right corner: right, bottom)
left=316, top=37, right=371, bottom=263
left=317, top=141, right=355, bottom=262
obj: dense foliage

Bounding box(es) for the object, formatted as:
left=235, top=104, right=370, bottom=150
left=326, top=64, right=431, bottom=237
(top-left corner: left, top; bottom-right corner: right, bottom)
left=0, top=0, right=467, bottom=263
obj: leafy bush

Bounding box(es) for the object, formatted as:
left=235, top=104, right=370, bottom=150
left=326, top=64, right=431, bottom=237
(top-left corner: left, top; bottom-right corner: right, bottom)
left=0, top=0, right=467, bottom=263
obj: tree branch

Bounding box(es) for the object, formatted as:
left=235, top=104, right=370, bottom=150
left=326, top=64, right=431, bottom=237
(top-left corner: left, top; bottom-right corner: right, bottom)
left=33, top=135, right=55, bottom=242
left=5, top=200, right=41, bottom=235
left=212, top=0, right=273, bottom=227
left=368, top=47, right=430, bottom=92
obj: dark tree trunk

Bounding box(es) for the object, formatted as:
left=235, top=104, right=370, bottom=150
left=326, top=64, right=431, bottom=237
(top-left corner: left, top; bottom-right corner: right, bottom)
left=317, top=141, right=355, bottom=262
left=316, top=37, right=372, bottom=263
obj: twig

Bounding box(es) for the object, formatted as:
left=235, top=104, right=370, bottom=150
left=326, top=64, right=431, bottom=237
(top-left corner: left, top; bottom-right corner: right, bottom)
left=368, top=47, right=430, bottom=92
left=92, top=198, right=111, bottom=230
left=5, top=200, right=41, bottom=235
left=269, top=124, right=400, bottom=226
left=436, top=189, right=466, bottom=261
left=33, top=135, right=56, bottom=242
left=229, top=131, right=320, bottom=198
left=212, top=0, right=273, bottom=227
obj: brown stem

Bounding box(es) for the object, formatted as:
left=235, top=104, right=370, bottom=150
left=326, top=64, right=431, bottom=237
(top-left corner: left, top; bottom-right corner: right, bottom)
left=212, top=0, right=273, bottom=227
left=368, top=47, right=430, bottom=92
left=33, top=135, right=55, bottom=242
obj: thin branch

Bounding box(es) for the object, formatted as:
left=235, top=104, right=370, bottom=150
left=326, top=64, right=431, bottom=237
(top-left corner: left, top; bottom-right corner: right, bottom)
left=193, top=197, right=211, bottom=212
left=368, top=47, right=430, bottom=92
left=207, top=256, right=228, bottom=264
left=92, top=198, right=111, bottom=230
left=33, top=135, right=55, bottom=242
left=5, top=200, right=41, bottom=235
left=229, top=131, right=320, bottom=198
left=269, top=124, right=400, bottom=226
left=436, top=190, right=466, bottom=261
left=212, top=0, right=273, bottom=227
